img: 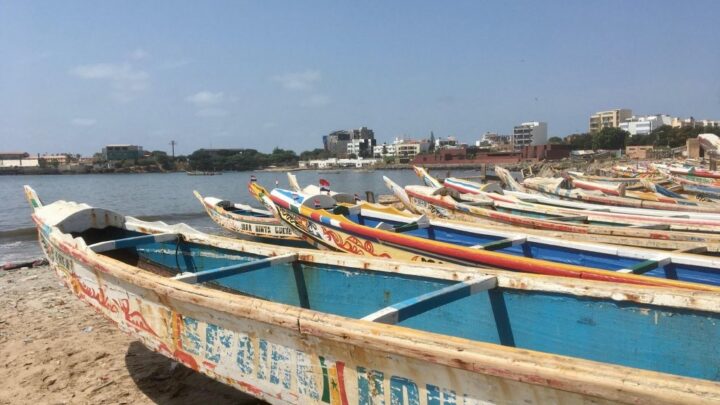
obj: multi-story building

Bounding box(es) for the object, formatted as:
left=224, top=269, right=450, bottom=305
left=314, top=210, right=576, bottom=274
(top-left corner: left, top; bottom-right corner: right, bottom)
left=372, top=143, right=397, bottom=158
left=589, top=109, right=632, bottom=133
left=512, top=122, right=547, bottom=152
left=619, top=114, right=672, bottom=136
left=372, top=137, right=430, bottom=162
left=102, top=144, right=144, bottom=161
left=324, top=126, right=375, bottom=157
left=671, top=117, right=720, bottom=129
left=435, top=136, right=459, bottom=149
left=475, top=132, right=512, bottom=151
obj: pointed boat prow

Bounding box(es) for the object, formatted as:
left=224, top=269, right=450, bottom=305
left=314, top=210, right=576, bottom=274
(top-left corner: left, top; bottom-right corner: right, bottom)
left=24, top=185, right=43, bottom=211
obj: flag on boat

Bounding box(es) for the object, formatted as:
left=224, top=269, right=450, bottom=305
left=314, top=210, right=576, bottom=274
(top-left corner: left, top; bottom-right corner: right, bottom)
left=250, top=175, right=257, bottom=182
left=319, top=179, right=330, bottom=193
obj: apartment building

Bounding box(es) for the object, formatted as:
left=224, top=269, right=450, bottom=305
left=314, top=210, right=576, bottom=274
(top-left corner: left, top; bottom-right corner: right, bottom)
left=619, top=114, right=672, bottom=136
left=512, top=122, right=547, bottom=152
left=589, top=109, right=632, bottom=133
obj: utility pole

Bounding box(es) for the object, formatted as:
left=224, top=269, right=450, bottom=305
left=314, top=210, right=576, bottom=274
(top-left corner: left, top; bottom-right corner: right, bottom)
left=169, top=140, right=177, bottom=159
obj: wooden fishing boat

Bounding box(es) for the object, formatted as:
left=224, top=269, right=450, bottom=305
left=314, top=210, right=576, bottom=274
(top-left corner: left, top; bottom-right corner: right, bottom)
left=24, top=186, right=720, bottom=404
left=416, top=171, right=720, bottom=231
left=682, top=184, right=720, bottom=200
left=193, top=190, right=306, bottom=245
left=262, top=184, right=720, bottom=289
left=430, top=166, right=720, bottom=220
left=411, top=170, right=720, bottom=233
left=669, top=166, right=720, bottom=179
left=397, top=180, right=720, bottom=245
left=187, top=171, right=222, bottom=176
left=522, top=176, right=720, bottom=213
left=566, top=171, right=645, bottom=184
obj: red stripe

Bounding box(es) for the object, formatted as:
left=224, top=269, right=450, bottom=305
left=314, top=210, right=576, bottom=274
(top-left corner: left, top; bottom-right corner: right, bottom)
left=336, top=362, right=349, bottom=405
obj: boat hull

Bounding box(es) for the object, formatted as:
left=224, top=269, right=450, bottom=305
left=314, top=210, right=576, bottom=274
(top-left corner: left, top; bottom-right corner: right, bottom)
left=195, top=191, right=303, bottom=243
left=26, top=187, right=720, bottom=405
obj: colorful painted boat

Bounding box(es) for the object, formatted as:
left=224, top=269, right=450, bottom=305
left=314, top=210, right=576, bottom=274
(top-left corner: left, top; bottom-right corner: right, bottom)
left=411, top=170, right=720, bottom=234
left=263, top=184, right=720, bottom=290
left=193, top=190, right=306, bottom=245
left=402, top=182, right=720, bottom=242
left=428, top=166, right=720, bottom=220
left=522, top=176, right=720, bottom=213
left=417, top=172, right=720, bottom=232
left=24, top=185, right=720, bottom=404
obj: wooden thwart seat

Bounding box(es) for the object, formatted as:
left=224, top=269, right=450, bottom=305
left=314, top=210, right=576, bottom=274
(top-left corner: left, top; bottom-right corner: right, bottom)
left=89, top=233, right=179, bottom=253
left=616, top=257, right=670, bottom=275
left=551, top=215, right=588, bottom=222
left=470, top=236, right=526, bottom=251
left=173, top=253, right=298, bottom=284
left=362, top=275, right=497, bottom=325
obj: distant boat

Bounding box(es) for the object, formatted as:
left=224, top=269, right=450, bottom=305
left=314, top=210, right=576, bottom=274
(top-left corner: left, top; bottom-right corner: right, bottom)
left=186, top=171, right=222, bottom=176
left=193, top=190, right=307, bottom=246
left=24, top=185, right=720, bottom=404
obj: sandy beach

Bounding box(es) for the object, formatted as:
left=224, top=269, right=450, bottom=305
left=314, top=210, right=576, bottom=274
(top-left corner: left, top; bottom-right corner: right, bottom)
left=0, top=265, right=266, bottom=405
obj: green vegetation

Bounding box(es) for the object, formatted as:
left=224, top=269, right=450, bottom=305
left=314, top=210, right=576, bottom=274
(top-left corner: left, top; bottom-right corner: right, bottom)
left=188, top=148, right=299, bottom=171
left=627, top=125, right=719, bottom=148
left=559, top=125, right=720, bottom=151
left=592, top=127, right=628, bottom=150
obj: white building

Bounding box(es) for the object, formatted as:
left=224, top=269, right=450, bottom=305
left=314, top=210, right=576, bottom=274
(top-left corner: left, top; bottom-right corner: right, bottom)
left=373, top=137, right=430, bottom=159
left=373, top=143, right=397, bottom=158
left=298, top=157, right=378, bottom=169
left=619, top=114, right=673, bottom=136
left=512, top=122, right=547, bottom=152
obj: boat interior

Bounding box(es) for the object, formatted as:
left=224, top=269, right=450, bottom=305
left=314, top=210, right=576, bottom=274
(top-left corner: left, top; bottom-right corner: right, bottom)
left=335, top=207, right=720, bottom=286
left=60, top=220, right=720, bottom=383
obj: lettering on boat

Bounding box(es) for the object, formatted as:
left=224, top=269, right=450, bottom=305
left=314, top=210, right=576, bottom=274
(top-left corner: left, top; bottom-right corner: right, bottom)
left=181, top=316, right=467, bottom=404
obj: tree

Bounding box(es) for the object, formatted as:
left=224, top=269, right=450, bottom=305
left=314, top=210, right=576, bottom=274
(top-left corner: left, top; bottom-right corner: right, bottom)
left=566, top=133, right=593, bottom=150
left=429, top=131, right=436, bottom=152
left=548, top=136, right=564, bottom=145
left=299, top=148, right=330, bottom=160
left=592, top=127, right=629, bottom=150
left=348, top=153, right=358, bottom=159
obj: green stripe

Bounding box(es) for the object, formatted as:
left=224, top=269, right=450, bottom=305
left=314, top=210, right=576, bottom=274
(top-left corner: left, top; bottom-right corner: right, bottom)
left=319, top=356, right=330, bottom=403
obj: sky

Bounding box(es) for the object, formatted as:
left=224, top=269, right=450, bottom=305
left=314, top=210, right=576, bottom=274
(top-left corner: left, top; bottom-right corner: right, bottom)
left=1, top=1, right=720, bottom=156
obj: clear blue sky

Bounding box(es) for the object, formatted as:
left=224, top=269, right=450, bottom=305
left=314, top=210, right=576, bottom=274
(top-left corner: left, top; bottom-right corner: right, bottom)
left=1, top=1, right=719, bottom=156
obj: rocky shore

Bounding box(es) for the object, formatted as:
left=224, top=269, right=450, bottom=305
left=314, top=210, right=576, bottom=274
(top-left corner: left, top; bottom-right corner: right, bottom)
left=0, top=265, right=265, bottom=405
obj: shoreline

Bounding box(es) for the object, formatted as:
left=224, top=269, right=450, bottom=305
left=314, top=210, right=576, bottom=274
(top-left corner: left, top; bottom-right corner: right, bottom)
left=0, top=265, right=265, bottom=405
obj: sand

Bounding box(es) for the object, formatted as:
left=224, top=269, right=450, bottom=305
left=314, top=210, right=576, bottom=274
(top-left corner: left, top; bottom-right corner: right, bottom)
left=0, top=265, right=266, bottom=405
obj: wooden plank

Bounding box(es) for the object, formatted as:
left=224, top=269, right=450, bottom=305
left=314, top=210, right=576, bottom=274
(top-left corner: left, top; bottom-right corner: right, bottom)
left=551, top=215, right=588, bottom=222
left=617, top=257, right=670, bottom=275
left=628, top=224, right=671, bottom=230
left=472, top=236, right=526, bottom=251
left=174, top=253, right=298, bottom=284
left=362, top=275, right=497, bottom=324
left=89, top=233, right=179, bottom=253
left=673, top=246, right=708, bottom=254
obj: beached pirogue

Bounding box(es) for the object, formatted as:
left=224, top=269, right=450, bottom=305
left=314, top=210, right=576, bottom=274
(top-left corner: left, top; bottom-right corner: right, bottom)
left=193, top=190, right=304, bottom=245
left=24, top=185, right=720, bottom=404
left=260, top=182, right=720, bottom=290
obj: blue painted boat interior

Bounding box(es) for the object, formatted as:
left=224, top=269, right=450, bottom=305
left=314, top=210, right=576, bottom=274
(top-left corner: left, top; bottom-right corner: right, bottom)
left=349, top=213, right=649, bottom=272
left=106, top=237, right=720, bottom=382
left=223, top=207, right=272, bottom=218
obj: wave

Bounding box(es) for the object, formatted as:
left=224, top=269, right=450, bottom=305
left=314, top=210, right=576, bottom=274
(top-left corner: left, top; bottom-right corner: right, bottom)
left=0, top=211, right=208, bottom=241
